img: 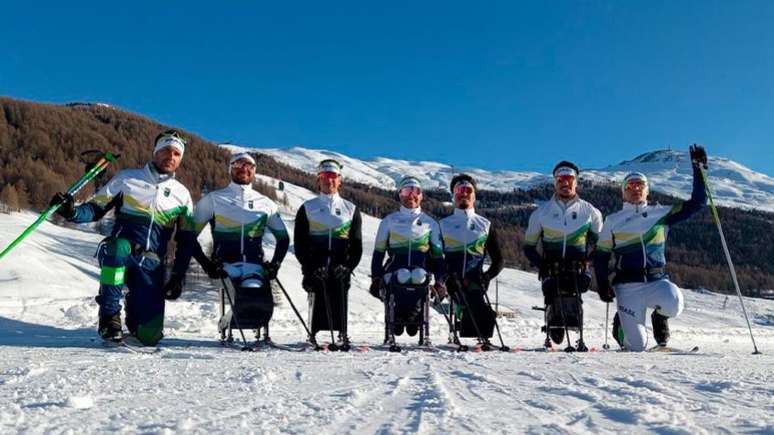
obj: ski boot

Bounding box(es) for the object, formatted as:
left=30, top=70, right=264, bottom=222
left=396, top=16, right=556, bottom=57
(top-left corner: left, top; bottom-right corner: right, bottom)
left=651, top=311, right=670, bottom=347
left=98, top=312, right=122, bottom=342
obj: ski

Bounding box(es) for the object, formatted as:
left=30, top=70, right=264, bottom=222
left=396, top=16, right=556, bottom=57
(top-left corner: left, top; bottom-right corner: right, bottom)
left=647, top=345, right=700, bottom=354
left=99, top=336, right=161, bottom=354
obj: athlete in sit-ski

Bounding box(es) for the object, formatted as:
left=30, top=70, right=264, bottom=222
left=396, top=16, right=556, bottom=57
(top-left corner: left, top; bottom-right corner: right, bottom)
left=294, top=159, right=363, bottom=349
left=594, top=145, right=708, bottom=351
left=523, top=161, right=603, bottom=350
left=370, top=176, right=446, bottom=337
left=440, top=174, right=504, bottom=346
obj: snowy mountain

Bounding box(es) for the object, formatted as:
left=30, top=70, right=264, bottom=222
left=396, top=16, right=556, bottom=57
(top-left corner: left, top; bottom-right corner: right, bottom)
left=226, top=145, right=774, bottom=213
left=1, top=173, right=773, bottom=433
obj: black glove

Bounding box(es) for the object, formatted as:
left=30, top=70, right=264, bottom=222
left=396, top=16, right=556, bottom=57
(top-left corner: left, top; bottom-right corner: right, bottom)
left=537, top=262, right=550, bottom=280
left=689, top=144, right=708, bottom=169
left=332, top=265, right=351, bottom=282
left=163, top=273, right=184, bottom=300
left=302, top=275, right=316, bottom=293
left=313, top=266, right=329, bottom=282
left=262, top=262, right=279, bottom=280
left=202, top=258, right=228, bottom=279
left=369, top=278, right=383, bottom=300
left=597, top=282, right=616, bottom=303
left=49, top=192, right=76, bottom=219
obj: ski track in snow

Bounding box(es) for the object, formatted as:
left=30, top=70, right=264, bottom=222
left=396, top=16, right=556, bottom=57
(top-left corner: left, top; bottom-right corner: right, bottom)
left=2, top=180, right=774, bottom=434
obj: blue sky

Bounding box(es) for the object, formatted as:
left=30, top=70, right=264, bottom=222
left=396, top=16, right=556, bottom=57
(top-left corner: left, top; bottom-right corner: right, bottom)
left=2, top=1, right=774, bottom=175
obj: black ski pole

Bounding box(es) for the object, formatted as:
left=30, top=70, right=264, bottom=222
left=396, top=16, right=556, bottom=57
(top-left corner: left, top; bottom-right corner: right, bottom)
left=452, top=275, right=490, bottom=350
left=274, top=278, right=315, bottom=344
left=603, top=303, right=611, bottom=350
left=699, top=165, right=762, bottom=355
left=220, top=276, right=254, bottom=351
left=432, top=289, right=467, bottom=351
left=318, top=271, right=339, bottom=351
left=482, top=291, right=510, bottom=351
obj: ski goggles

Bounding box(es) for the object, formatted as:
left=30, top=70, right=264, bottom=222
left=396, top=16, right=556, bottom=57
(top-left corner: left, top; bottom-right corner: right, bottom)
left=399, top=186, right=422, bottom=197
left=453, top=182, right=475, bottom=196
left=318, top=171, right=340, bottom=181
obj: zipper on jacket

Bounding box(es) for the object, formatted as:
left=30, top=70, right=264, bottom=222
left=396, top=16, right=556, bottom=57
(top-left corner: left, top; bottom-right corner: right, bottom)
left=145, top=185, right=159, bottom=252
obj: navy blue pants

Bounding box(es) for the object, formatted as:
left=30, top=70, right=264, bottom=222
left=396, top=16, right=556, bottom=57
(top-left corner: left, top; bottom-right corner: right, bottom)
left=96, top=238, right=166, bottom=345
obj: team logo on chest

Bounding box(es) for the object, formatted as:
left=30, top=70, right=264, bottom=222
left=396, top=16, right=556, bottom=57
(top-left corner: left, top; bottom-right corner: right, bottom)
left=572, top=211, right=577, bottom=220
left=335, top=208, right=341, bottom=216
left=163, top=187, right=171, bottom=197
left=248, top=200, right=254, bottom=209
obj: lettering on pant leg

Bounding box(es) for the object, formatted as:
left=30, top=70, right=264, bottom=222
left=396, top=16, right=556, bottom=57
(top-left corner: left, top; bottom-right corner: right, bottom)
left=618, top=304, right=636, bottom=318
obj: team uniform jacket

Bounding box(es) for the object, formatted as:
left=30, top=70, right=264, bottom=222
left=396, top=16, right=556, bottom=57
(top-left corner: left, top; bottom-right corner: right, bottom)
left=294, top=193, right=363, bottom=274
left=72, top=163, right=195, bottom=274
left=593, top=165, right=707, bottom=285
left=523, top=196, right=603, bottom=268
left=192, top=182, right=289, bottom=265
left=440, top=208, right=504, bottom=282
left=371, top=206, right=445, bottom=280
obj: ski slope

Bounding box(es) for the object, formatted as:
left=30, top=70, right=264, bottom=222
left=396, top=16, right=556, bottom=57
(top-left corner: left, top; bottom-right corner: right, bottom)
left=1, top=179, right=773, bottom=434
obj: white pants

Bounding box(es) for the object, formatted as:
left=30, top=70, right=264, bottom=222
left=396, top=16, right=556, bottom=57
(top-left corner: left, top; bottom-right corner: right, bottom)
left=615, top=279, right=684, bottom=351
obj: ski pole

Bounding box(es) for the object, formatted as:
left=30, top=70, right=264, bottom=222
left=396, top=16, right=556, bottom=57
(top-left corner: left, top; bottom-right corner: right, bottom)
left=0, top=152, right=119, bottom=262
left=700, top=167, right=762, bottom=355
left=432, top=288, right=467, bottom=351
left=452, top=274, right=490, bottom=350
left=603, top=303, right=611, bottom=350
left=274, top=277, right=315, bottom=344
left=482, top=291, right=510, bottom=352
left=220, top=276, right=254, bottom=351
left=317, top=270, right=339, bottom=351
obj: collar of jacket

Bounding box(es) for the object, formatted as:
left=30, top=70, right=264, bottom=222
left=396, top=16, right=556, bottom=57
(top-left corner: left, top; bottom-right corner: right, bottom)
left=622, top=201, right=649, bottom=213
left=399, top=205, right=421, bottom=216
left=551, top=194, right=579, bottom=210
left=453, top=207, right=476, bottom=218
left=145, top=162, right=175, bottom=183
left=226, top=181, right=253, bottom=193
left=319, top=192, right=340, bottom=204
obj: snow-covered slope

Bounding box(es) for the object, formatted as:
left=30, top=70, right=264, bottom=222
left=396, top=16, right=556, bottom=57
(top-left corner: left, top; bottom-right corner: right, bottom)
left=1, top=179, right=773, bottom=433
left=231, top=145, right=774, bottom=213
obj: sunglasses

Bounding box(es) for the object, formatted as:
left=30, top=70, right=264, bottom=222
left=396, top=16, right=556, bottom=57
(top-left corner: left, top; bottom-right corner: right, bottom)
left=625, top=180, right=647, bottom=190
left=399, top=186, right=422, bottom=197
left=453, top=184, right=474, bottom=195
left=318, top=171, right=340, bottom=181
left=555, top=174, right=576, bottom=184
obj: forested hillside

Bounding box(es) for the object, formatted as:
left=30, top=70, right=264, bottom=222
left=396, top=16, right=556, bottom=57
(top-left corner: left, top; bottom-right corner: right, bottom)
left=1, top=97, right=772, bottom=295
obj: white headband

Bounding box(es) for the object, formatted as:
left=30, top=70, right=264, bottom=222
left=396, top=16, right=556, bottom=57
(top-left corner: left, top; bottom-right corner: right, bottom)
left=153, top=135, right=186, bottom=156
left=553, top=166, right=577, bottom=178
left=229, top=152, right=256, bottom=167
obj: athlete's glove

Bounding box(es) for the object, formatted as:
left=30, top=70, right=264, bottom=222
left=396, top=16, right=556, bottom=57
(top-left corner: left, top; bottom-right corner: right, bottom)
left=262, top=262, right=280, bottom=281
left=163, top=273, right=184, bottom=300
left=369, top=278, right=383, bottom=300
left=332, top=265, right=351, bottom=282
left=689, top=144, right=708, bottom=169
left=597, top=282, right=616, bottom=303
left=202, top=258, right=228, bottom=279
left=431, top=281, right=448, bottom=302
left=49, top=192, right=76, bottom=220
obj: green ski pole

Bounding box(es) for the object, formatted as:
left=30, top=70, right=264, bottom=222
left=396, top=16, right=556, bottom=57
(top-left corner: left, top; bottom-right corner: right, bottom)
left=0, top=152, right=119, bottom=262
